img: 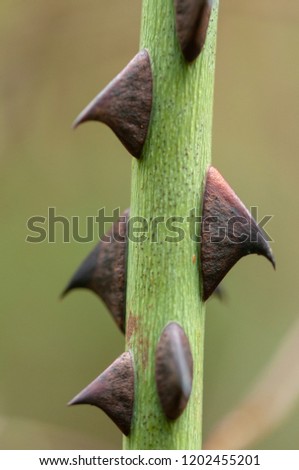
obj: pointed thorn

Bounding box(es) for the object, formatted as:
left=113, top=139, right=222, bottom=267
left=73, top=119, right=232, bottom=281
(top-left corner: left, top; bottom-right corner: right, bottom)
left=72, top=113, right=85, bottom=129
left=73, top=49, right=152, bottom=158
left=155, top=322, right=193, bottom=420
left=174, top=0, right=212, bottom=62
left=201, top=166, right=275, bottom=301
left=68, top=352, right=134, bottom=436
left=61, top=245, right=100, bottom=299
left=61, top=209, right=129, bottom=333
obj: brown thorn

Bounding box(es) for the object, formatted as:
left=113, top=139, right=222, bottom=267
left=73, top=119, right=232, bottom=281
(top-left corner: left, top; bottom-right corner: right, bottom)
left=155, top=322, right=193, bottom=420
left=61, top=209, right=129, bottom=333
left=201, top=166, right=275, bottom=301
left=68, top=352, right=134, bottom=436
left=174, top=0, right=212, bottom=63
left=73, top=49, right=152, bottom=159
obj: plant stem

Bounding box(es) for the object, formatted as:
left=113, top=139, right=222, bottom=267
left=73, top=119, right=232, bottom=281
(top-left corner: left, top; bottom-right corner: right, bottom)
left=124, top=0, right=219, bottom=450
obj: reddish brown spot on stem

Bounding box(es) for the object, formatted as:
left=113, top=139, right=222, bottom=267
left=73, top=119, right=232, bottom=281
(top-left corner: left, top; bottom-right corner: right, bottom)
left=62, top=209, right=129, bottom=333
left=174, top=0, right=212, bottom=62
left=126, top=314, right=139, bottom=344
left=201, top=167, right=275, bottom=301
left=139, top=334, right=150, bottom=370
left=68, top=352, right=134, bottom=436
left=155, top=322, right=193, bottom=420
left=73, top=49, right=152, bottom=159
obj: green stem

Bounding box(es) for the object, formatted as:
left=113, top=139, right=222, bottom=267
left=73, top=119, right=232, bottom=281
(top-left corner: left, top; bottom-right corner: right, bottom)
left=124, top=0, right=219, bottom=450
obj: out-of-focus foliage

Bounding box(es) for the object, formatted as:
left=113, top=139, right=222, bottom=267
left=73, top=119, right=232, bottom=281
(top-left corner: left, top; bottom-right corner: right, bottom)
left=0, top=0, right=298, bottom=449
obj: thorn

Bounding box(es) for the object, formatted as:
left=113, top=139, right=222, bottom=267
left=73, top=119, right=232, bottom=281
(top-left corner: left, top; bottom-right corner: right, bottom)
left=201, top=167, right=275, bottom=301
left=174, top=0, right=212, bottom=62
left=61, top=246, right=99, bottom=299
left=61, top=209, right=129, bottom=333
left=73, top=49, right=152, bottom=159
left=155, top=322, right=193, bottom=420
left=68, top=352, right=134, bottom=436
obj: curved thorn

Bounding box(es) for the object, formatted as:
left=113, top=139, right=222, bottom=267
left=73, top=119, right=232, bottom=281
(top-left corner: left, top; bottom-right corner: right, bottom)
left=174, top=0, right=212, bottom=62
left=61, top=209, right=129, bottom=333
left=155, top=322, right=193, bottom=420
left=201, top=166, right=275, bottom=301
left=73, top=49, right=153, bottom=159
left=61, top=245, right=99, bottom=299
left=68, top=352, right=134, bottom=436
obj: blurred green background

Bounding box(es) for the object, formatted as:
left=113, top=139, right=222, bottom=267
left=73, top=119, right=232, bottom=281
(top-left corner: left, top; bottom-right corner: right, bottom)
left=1, top=0, right=298, bottom=449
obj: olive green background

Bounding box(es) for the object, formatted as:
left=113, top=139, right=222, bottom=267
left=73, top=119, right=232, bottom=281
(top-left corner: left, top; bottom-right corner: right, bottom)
left=1, top=0, right=298, bottom=449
